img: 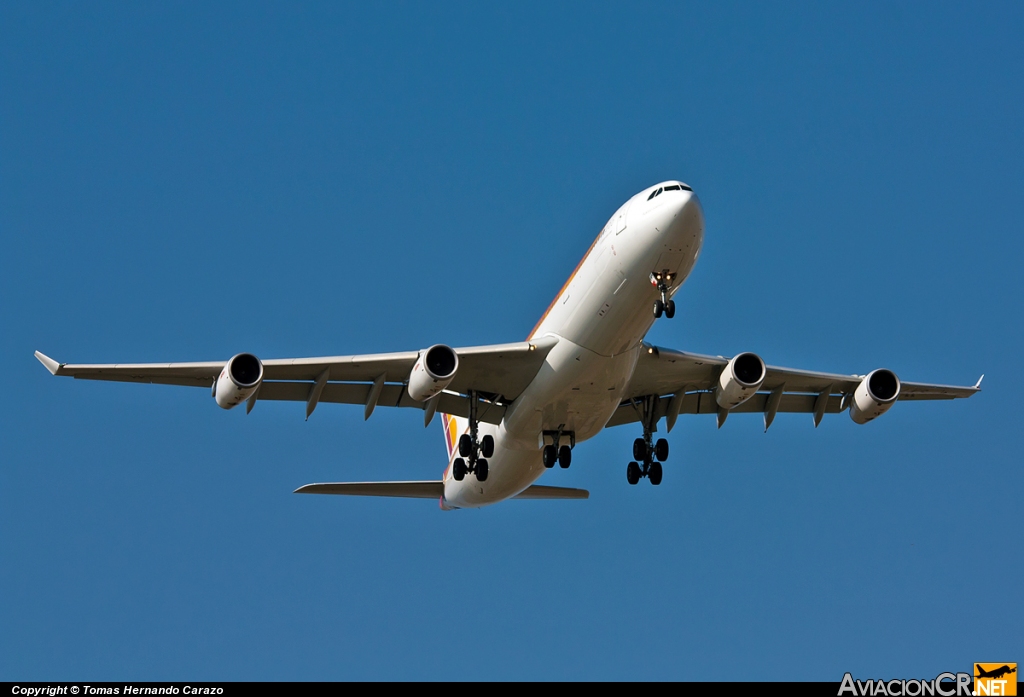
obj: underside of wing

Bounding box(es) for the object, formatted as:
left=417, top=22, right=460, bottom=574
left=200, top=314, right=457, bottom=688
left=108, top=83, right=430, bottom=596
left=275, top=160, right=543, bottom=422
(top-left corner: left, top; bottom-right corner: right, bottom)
left=258, top=337, right=557, bottom=398
left=33, top=335, right=559, bottom=424
left=612, top=344, right=982, bottom=429
left=33, top=351, right=224, bottom=387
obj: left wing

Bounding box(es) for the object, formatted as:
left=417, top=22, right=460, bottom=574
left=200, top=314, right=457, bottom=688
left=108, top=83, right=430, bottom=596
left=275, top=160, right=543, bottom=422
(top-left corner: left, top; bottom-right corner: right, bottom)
left=608, top=344, right=981, bottom=429
left=34, top=335, right=558, bottom=424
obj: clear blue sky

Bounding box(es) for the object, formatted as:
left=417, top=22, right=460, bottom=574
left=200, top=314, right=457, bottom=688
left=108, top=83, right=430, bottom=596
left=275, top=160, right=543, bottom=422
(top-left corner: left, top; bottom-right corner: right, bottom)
left=2, top=2, right=1021, bottom=681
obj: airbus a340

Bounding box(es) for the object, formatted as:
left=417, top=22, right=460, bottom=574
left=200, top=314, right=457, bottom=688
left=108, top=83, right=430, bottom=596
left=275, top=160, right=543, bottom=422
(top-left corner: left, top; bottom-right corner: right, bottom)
left=36, top=182, right=981, bottom=509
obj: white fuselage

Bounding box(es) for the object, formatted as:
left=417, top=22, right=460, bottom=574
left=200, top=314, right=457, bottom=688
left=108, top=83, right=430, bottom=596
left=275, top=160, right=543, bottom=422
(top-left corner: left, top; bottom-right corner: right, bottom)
left=442, top=182, right=705, bottom=508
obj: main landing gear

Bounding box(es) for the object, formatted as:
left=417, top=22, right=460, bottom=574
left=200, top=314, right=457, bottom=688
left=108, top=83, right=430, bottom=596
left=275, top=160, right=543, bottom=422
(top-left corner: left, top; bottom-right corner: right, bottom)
left=651, top=269, right=677, bottom=319
left=452, top=391, right=491, bottom=482
left=626, top=395, right=669, bottom=486
left=542, top=428, right=575, bottom=469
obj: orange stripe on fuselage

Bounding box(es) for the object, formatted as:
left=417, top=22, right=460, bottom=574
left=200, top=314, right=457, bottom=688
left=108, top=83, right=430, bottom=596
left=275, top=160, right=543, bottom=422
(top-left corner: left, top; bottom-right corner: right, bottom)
left=443, top=413, right=456, bottom=458
left=441, top=413, right=469, bottom=481
left=527, top=226, right=606, bottom=340
left=442, top=414, right=454, bottom=479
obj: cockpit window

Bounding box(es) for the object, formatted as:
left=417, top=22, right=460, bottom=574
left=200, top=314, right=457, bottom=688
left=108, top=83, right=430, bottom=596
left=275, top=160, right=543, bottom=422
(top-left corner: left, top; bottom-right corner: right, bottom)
left=648, top=183, right=693, bottom=200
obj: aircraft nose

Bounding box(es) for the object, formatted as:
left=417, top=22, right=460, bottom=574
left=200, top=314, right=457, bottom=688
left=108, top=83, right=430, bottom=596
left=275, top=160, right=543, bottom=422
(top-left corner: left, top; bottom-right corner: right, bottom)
left=656, top=188, right=703, bottom=238
left=654, top=190, right=704, bottom=270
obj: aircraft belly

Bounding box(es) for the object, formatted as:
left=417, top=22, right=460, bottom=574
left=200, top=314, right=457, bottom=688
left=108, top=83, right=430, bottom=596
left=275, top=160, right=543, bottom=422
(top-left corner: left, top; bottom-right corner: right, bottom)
left=443, top=431, right=544, bottom=508
left=503, top=337, right=639, bottom=443
left=443, top=342, right=637, bottom=509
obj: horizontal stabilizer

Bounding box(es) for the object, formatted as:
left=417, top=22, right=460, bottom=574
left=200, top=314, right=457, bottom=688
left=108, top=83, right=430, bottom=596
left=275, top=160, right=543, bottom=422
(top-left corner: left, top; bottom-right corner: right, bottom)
left=294, top=481, right=589, bottom=501
left=513, top=484, right=589, bottom=500
left=295, top=481, right=443, bottom=498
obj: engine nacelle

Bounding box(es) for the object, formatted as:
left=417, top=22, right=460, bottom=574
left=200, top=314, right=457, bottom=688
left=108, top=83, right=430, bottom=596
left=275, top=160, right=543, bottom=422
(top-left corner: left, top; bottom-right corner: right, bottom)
left=716, top=352, right=766, bottom=410
left=849, top=369, right=900, bottom=424
left=213, top=353, right=264, bottom=409
left=407, top=344, right=459, bottom=402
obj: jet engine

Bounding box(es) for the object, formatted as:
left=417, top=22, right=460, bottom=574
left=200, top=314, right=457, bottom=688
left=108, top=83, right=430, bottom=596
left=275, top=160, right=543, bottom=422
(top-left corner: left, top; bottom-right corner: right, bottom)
left=849, top=369, right=900, bottom=424
left=213, top=353, right=264, bottom=409
left=716, top=352, right=766, bottom=410
left=407, top=344, right=459, bottom=402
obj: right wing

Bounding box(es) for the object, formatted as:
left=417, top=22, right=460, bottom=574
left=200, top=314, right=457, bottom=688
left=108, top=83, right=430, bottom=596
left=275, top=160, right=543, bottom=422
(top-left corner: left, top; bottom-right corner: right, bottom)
left=608, top=344, right=981, bottom=429
left=34, top=335, right=559, bottom=424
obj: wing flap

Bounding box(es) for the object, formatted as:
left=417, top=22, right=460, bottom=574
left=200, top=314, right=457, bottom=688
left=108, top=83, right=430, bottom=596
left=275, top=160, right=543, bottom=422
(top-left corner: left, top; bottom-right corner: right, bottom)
left=606, top=392, right=847, bottom=427
left=71, top=374, right=214, bottom=387
left=897, top=380, right=981, bottom=400
left=255, top=383, right=505, bottom=424
left=37, top=351, right=222, bottom=385
left=261, top=351, right=418, bottom=382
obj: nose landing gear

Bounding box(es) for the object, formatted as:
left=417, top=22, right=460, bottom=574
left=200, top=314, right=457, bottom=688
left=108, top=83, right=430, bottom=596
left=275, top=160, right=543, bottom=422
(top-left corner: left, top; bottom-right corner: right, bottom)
left=651, top=270, right=676, bottom=319
left=452, top=391, right=491, bottom=482
left=626, top=395, right=669, bottom=486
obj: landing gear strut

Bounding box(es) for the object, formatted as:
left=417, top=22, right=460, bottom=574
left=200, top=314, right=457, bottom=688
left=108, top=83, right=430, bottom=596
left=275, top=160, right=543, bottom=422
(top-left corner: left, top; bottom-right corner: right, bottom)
left=452, top=391, right=490, bottom=482
left=626, top=395, right=669, bottom=486
left=542, top=427, right=575, bottom=469
left=651, top=270, right=676, bottom=319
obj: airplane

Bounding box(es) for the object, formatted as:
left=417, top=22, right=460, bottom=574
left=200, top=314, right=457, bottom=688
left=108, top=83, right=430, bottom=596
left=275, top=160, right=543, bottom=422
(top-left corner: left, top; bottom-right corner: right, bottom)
left=34, top=181, right=982, bottom=510
left=976, top=665, right=1016, bottom=680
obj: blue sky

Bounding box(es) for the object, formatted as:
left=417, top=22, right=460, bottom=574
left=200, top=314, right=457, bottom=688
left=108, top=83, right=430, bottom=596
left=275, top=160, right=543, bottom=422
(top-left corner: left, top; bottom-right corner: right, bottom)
left=2, top=2, right=1021, bottom=681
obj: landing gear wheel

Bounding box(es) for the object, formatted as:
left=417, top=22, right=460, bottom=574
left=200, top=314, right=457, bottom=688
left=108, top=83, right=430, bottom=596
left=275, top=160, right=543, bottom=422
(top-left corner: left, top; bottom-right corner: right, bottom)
left=543, top=445, right=557, bottom=468
left=558, top=444, right=572, bottom=469
left=655, top=438, right=669, bottom=462
left=481, top=435, right=494, bottom=459
left=476, top=459, right=489, bottom=482
left=453, top=458, right=467, bottom=481
left=651, top=270, right=675, bottom=319
left=458, top=434, right=473, bottom=458
left=649, top=461, right=663, bottom=486
left=633, top=438, right=647, bottom=462
left=626, top=461, right=641, bottom=485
